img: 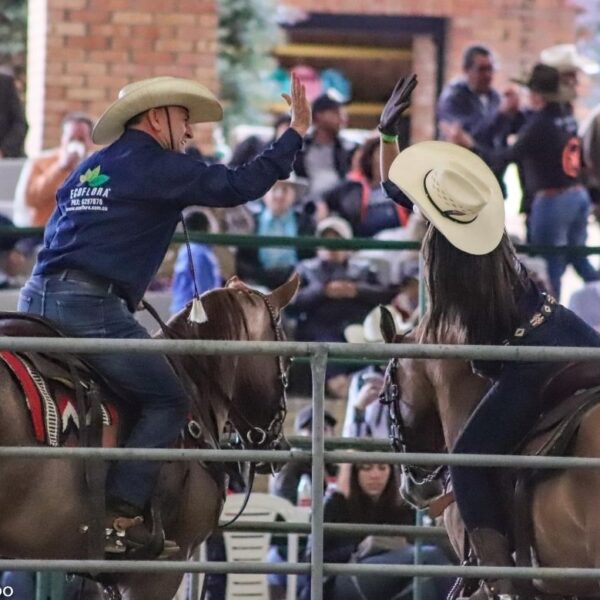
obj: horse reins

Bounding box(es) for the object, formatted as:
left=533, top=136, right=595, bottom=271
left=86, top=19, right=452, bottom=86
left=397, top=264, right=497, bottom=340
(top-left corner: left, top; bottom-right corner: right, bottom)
left=223, top=289, right=289, bottom=460
left=379, top=357, right=446, bottom=488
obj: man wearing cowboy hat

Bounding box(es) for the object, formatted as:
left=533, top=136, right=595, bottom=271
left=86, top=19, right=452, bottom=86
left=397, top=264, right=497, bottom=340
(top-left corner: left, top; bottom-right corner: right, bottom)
left=450, top=64, right=599, bottom=298
left=17, top=74, right=311, bottom=557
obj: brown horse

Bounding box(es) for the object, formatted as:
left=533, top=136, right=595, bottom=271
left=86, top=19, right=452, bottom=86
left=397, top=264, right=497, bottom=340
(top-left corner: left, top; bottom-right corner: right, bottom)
left=0, top=276, right=299, bottom=600
left=380, top=321, right=600, bottom=596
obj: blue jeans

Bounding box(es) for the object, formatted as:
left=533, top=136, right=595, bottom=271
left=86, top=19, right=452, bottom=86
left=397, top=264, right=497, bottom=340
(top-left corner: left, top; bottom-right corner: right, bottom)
left=450, top=303, right=600, bottom=532
left=530, top=186, right=599, bottom=298
left=331, top=546, right=452, bottom=600
left=18, top=275, right=188, bottom=509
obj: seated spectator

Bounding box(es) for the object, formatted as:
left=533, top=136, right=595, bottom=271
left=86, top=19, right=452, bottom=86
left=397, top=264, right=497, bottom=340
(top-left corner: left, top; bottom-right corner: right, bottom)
left=170, top=208, right=221, bottom=314
left=270, top=405, right=338, bottom=505
left=299, top=462, right=453, bottom=600
left=324, top=137, right=408, bottom=236
left=293, top=94, right=357, bottom=201
left=358, top=211, right=427, bottom=285
left=343, top=304, right=410, bottom=439
left=292, top=216, right=391, bottom=397
left=13, top=112, right=94, bottom=227
left=236, top=174, right=315, bottom=289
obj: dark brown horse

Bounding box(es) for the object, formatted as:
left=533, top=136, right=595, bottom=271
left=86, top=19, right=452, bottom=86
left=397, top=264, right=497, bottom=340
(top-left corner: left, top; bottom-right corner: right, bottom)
left=0, top=276, right=299, bottom=600
left=380, top=320, right=600, bottom=596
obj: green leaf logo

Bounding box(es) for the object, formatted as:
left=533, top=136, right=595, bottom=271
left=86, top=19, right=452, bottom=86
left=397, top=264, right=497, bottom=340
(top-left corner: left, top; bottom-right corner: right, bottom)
left=79, top=165, right=110, bottom=187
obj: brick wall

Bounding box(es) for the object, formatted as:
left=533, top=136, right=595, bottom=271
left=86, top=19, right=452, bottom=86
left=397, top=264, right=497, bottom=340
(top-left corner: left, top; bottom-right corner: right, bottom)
left=281, top=0, right=579, bottom=142
left=27, top=0, right=219, bottom=153
left=28, top=0, right=579, bottom=152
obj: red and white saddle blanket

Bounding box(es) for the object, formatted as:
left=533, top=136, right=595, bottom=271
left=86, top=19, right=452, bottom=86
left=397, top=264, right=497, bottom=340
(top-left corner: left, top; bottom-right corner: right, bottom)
left=0, top=351, right=119, bottom=447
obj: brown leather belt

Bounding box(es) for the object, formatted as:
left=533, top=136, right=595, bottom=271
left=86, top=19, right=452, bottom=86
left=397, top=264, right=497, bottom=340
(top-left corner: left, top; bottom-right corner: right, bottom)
left=49, top=269, right=130, bottom=306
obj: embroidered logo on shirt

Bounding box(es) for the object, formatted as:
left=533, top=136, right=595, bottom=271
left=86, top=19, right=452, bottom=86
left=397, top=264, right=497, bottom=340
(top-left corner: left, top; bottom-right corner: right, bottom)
left=79, top=166, right=110, bottom=187
left=67, top=165, right=111, bottom=212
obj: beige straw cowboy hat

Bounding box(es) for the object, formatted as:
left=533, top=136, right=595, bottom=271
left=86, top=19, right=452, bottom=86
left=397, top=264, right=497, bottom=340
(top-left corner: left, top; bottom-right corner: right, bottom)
left=388, top=141, right=504, bottom=255
left=344, top=304, right=410, bottom=344
left=540, top=43, right=599, bottom=75
left=92, top=76, right=223, bottom=145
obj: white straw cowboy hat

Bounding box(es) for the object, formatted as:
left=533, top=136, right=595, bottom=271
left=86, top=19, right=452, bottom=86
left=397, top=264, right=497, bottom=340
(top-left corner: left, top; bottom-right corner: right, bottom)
left=344, top=305, right=410, bottom=344
left=388, top=141, right=504, bottom=255
left=540, top=44, right=599, bottom=75
left=92, top=76, right=223, bottom=145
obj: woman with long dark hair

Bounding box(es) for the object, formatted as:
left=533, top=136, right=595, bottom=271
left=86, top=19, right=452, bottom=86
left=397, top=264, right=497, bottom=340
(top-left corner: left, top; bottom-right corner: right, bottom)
left=379, top=75, right=600, bottom=598
left=300, top=462, right=451, bottom=600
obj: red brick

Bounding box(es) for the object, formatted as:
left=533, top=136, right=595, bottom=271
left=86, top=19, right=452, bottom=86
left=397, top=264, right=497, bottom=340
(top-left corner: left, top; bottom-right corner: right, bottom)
left=112, top=11, right=154, bottom=25
left=66, top=86, right=110, bottom=101
left=67, top=9, right=111, bottom=23
left=155, top=39, right=194, bottom=52
left=131, top=50, right=175, bottom=64
left=131, top=25, right=160, bottom=38
left=50, top=21, right=87, bottom=36
left=66, top=61, right=108, bottom=76
left=52, top=0, right=88, bottom=8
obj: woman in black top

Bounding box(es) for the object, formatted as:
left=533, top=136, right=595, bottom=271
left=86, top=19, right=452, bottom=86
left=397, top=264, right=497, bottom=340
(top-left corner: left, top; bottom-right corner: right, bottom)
left=300, top=463, right=452, bottom=600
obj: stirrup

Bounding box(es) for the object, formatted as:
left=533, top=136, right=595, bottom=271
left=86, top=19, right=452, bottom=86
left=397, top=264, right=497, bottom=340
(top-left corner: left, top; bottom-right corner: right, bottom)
left=105, top=515, right=180, bottom=558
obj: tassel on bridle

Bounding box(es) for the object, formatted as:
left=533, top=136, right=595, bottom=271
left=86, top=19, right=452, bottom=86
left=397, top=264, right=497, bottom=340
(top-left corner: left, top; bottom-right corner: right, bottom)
left=180, top=213, right=208, bottom=324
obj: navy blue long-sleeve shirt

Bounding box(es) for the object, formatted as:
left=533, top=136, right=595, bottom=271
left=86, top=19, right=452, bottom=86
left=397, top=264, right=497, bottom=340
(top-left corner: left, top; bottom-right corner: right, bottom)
left=475, top=103, right=579, bottom=197
left=34, top=127, right=302, bottom=308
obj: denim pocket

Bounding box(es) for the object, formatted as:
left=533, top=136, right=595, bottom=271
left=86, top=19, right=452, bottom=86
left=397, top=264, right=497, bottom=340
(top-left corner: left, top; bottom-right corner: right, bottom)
left=56, top=297, right=106, bottom=336
left=17, top=293, right=33, bottom=313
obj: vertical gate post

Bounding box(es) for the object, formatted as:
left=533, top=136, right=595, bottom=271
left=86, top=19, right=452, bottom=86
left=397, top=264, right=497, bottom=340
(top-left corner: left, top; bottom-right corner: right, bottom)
left=310, top=347, right=328, bottom=600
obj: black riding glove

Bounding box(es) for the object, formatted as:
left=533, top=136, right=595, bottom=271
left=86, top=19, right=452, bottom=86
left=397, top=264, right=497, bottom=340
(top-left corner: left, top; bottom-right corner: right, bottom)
left=378, top=74, right=418, bottom=137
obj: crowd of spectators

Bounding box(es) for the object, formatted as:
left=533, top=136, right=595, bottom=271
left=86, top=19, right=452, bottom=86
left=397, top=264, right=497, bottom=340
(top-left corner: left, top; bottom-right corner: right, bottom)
left=3, top=42, right=600, bottom=599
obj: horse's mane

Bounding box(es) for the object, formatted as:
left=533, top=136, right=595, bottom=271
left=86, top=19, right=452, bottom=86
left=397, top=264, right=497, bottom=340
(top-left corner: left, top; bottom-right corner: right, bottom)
left=158, top=289, right=251, bottom=424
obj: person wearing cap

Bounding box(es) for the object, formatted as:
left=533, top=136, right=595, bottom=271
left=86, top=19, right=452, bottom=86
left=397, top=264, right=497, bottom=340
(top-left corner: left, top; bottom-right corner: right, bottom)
left=269, top=405, right=338, bottom=504
left=293, top=93, right=357, bottom=199
left=384, top=127, right=600, bottom=597
left=544, top=45, right=600, bottom=222
left=342, top=304, right=409, bottom=439
left=236, top=173, right=316, bottom=289
left=448, top=63, right=599, bottom=298
left=169, top=208, right=221, bottom=314
left=16, top=74, right=311, bottom=557
left=292, top=216, right=390, bottom=397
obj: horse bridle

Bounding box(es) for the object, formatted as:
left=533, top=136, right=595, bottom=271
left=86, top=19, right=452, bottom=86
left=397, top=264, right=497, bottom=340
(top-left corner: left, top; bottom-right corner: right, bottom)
left=379, top=357, right=446, bottom=487
left=224, top=289, right=289, bottom=456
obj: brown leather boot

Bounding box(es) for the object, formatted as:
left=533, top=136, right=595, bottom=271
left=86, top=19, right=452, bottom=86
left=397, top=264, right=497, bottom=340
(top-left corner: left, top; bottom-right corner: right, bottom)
left=468, top=528, right=515, bottom=600
left=105, top=499, right=180, bottom=558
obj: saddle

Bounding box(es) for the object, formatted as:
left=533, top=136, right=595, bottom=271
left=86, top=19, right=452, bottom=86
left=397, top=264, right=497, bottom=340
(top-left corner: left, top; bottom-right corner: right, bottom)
left=509, top=361, right=600, bottom=596
left=0, top=311, right=126, bottom=447
left=451, top=362, right=600, bottom=600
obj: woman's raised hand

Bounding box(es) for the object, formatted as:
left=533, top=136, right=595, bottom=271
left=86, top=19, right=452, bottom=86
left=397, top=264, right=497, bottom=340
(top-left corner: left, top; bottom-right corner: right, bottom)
left=282, top=73, right=312, bottom=138
left=379, top=74, right=418, bottom=137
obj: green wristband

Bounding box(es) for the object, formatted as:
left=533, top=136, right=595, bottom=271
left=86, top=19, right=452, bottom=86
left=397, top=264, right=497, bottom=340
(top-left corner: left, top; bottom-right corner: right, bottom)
left=380, top=132, right=398, bottom=144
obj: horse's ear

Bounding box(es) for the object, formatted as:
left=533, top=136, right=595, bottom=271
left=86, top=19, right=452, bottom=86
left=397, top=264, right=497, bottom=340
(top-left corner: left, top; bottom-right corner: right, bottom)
left=268, top=272, right=300, bottom=311
left=226, top=275, right=251, bottom=291
left=380, top=305, right=397, bottom=344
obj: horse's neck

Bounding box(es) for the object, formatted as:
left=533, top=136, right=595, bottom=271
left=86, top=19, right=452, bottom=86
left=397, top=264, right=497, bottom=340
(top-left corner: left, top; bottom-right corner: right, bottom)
left=429, top=359, right=488, bottom=450
left=153, top=327, right=237, bottom=443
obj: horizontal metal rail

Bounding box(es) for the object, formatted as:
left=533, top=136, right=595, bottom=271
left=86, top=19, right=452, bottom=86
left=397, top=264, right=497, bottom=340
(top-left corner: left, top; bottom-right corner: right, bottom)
left=8, top=560, right=600, bottom=580
left=287, top=436, right=394, bottom=451
left=217, top=521, right=448, bottom=538
left=2, top=446, right=600, bottom=470
left=2, top=336, right=600, bottom=362
left=2, top=225, right=599, bottom=255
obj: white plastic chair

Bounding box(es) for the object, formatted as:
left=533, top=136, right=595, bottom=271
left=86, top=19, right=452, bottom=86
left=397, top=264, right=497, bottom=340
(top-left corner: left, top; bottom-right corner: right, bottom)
left=221, top=493, right=310, bottom=600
